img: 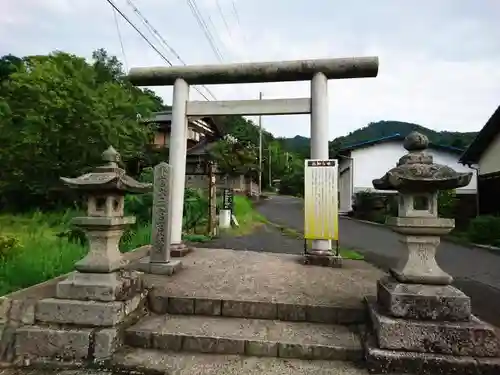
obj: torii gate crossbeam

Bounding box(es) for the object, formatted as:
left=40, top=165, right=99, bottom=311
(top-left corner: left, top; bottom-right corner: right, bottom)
left=127, top=56, right=379, bottom=262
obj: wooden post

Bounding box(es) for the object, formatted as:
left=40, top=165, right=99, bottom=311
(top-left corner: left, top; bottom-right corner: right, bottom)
left=207, top=161, right=217, bottom=236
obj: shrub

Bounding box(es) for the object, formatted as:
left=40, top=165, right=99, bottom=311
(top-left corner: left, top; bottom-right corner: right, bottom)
left=0, top=234, right=20, bottom=260
left=438, top=190, right=457, bottom=218
left=467, top=215, right=500, bottom=246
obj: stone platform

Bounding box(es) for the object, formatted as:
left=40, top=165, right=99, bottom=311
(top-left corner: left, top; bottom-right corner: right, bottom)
left=139, top=247, right=382, bottom=313
left=110, top=247, right=383, bottom=374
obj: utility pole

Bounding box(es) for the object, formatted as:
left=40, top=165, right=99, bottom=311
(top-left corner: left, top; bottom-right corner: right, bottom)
left=268, top=147, right=272, bottom=188
left=258, top=92, right=263, bottom=194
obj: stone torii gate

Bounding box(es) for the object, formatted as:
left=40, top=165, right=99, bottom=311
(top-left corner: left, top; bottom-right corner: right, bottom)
left=127, top=56, right=379, bottom=259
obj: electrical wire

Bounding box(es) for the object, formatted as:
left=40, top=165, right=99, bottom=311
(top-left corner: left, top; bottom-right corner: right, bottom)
left=125, top=0, right=217, bottom=100
left=186, top=0, right=225, bottom=63
left=215, top=0, right=232, bottom=39
left=111, top=5, right=128, bottom=72
left=106, top=0, right=212, bottom=101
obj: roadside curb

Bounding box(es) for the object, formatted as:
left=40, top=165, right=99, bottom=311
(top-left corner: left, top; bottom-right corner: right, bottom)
left=444, top=236, right=500, bottom=257
left=342, top=217, right=500, bottom=257
left=342, top=216, right=387, bottom=227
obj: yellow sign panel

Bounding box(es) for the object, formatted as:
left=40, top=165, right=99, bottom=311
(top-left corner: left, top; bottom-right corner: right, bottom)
left=304, top=159, right=339, bottom=240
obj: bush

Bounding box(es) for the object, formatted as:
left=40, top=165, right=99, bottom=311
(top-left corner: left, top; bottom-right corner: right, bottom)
left=0, top=234, right=20, bottom=260
left=438, top=190, right=457, bottom=218
left=467, top=215, right=500, bottom=246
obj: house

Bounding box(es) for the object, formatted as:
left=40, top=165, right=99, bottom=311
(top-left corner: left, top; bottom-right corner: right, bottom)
left=144, top=111, right=223, bottom=149
left=144, top=111, right=259, bottom=195
left=337, top=133, right=476, bottom=213
left=459, top=105, right=500, bottom=215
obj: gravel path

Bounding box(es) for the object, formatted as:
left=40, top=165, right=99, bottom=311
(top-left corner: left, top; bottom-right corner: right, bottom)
left=256, top=195, right=500, bottom=327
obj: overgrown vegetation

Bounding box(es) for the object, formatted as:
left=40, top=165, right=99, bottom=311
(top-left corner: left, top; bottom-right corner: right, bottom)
left=466, top=216, right=500, bottom=247
left=225, top=195, right=266, bottom=236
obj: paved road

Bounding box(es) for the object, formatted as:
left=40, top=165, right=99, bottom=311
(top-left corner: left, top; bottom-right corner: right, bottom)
left=257, top=195, right=500, bottom=326
left=201, top=222, right=304, bottom=255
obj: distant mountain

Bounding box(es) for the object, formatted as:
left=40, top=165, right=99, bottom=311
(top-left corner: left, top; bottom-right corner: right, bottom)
left=278, top=121, right=478, bottom=159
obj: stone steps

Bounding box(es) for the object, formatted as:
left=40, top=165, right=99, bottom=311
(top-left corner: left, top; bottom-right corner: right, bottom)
left=112, top=347, right=371, bottom=375
left=124, top=313, right=364, bottom=362
left=148, top=293, right=365, bottom=324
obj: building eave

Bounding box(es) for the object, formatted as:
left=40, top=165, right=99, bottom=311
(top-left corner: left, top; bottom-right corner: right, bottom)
left=459, top=105, right=500, bottom=165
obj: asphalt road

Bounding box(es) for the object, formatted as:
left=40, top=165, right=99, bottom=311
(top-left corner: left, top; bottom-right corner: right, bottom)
left=256, top=195, right=500, bottom=327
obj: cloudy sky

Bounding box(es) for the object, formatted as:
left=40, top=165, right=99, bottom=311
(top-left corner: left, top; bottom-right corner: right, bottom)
left=2, top=0, right=500, bottom=138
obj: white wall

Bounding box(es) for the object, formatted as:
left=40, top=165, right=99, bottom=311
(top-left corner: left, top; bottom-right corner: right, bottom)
left=338, top=158, right=353, bottom=213
left=349, top=141, right=476, bottom=196
left=479, top=132, right=500, bottom=175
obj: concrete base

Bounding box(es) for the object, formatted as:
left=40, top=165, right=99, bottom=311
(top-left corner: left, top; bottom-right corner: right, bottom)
left=218, top=209, right=231, bottom=229
left=170, top=243, right=192, bottom=257
left=134, top=257, right=182, bottom=276
left=36, top=292, right=147, bottom=327
left=368, top=302, right=498, bottom=357
left=16, top=291, right=147, bottom=362
left=304, top=253, right=342, bottom=268
left=56, top=270, right=142, bottom=302
left=365, top=330, right=500, bottom=375
left=377, top=276, right=471, bottom=321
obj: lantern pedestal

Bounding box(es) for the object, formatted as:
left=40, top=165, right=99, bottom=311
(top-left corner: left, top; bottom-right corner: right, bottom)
left=387, top=217, right=454, bottom=285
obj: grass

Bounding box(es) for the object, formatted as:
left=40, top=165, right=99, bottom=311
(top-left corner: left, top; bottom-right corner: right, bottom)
left=0, top=210, right=154, bottom=296
left=222, top=195, right=266, bottom=236
left=0, top=210, right=85, bottom=295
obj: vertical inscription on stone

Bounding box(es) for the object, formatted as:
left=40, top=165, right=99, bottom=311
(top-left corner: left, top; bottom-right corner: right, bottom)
left=150, top=162, right=172, bottom=263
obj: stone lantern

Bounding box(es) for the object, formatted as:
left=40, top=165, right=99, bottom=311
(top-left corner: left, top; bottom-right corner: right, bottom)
left=365, top=132, right=499, bottom=374
left=15, top=147, right=153, bottom=363
left=56, top=146, right=152, bottom=301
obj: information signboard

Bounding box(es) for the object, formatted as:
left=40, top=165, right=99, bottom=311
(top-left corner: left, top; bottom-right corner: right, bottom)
left=304, top=159, right=339, bottom=240
left=222, top=188, right=234, bottom=211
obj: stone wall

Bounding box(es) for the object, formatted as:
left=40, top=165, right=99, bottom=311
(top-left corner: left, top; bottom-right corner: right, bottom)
left=0, top=246, right=150, bottom=364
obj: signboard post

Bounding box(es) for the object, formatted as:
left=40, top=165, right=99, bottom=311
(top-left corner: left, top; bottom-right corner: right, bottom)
left=219, top=188, right=234, bottom=229
left=222, top=188, right=234, bottom=211
left=304, top=159, right=339, bottom=256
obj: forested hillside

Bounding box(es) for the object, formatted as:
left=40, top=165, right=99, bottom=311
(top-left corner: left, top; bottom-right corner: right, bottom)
left=279, top=121, right=478, bottom=159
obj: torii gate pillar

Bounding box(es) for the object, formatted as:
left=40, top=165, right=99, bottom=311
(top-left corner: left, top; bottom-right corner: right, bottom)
left=310, top=72, right=331, bottom=253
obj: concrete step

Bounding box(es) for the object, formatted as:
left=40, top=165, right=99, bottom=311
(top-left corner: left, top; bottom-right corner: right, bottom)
left=124, top=313, right=363, bottom=362
left=148, top=293, right=365, bottom=324
left=112, top=347, right=370, bottom=375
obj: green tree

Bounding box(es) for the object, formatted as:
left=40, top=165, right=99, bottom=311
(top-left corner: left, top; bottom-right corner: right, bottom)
left=0, top=50, right=162, bottom=210
left=209, top=136, right=258, bottom=177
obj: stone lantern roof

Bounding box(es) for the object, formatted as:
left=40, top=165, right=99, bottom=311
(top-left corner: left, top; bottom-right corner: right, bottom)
left=372, top=131, right=472, bottom=192
left=60, top=146, right=152, bottom=194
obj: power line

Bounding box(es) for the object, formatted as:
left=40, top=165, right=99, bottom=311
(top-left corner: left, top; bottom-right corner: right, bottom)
left=111, top=4, right=128, bottom=72
left=125, top=0, right=217, bottom=100
left=215, top=0, right=232, bottom=39
left=126, top=0, right=186, bottom=65
left=231, top=0, right=241, bottom=26
left=105, top=0, right=212, bottom=101
left=186, top=0, right=224, bottom=62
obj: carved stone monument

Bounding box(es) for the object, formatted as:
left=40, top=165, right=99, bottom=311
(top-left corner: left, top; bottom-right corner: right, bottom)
left=15, top=147, right=150, bottom=363
left=135, top=162, right=182, bottom=275
left=365, top=132, right=500, bottom=374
